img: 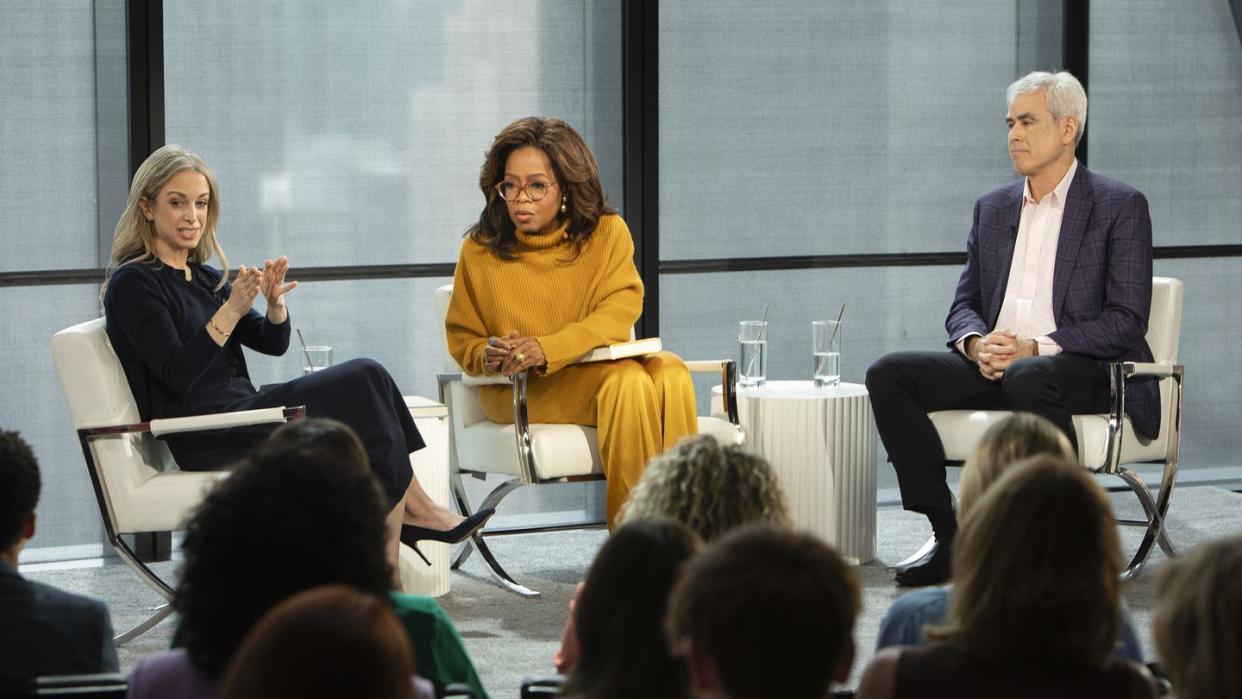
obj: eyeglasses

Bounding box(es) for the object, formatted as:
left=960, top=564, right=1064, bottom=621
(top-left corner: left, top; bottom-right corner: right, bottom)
left=494, top=180, right=558, bottom=202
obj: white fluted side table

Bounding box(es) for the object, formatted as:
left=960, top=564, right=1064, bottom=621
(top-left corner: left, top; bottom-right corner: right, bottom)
left=399, top=396, right=452, bottom=597
left=713, top=381, right=876, bottom=564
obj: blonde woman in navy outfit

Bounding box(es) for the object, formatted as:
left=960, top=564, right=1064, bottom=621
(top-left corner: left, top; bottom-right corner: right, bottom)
left=102, top=145, right=492, bottom=570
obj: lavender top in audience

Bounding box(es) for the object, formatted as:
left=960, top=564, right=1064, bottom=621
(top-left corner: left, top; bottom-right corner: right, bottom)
left=126, top=649, right=434, bottom=699
left=875, top=585, right=1145, bottom=662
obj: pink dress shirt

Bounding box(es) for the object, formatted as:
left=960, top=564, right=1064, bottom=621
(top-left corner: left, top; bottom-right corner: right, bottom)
left=957, top=159, right=1079, bottom=358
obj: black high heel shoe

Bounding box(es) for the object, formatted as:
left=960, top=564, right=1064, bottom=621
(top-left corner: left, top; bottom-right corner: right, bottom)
left=400, top=507, right=496, bottom=566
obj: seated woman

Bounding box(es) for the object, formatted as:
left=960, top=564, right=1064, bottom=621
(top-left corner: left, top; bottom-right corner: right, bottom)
left=218, top=586, right=431, bottom=699
left=856, top=455, right=1157, bottom=699
left=445, top=116, right=697, bottom=528
left=555, top=435, right=792, bottom=673
left=558, top=518, right=702, bottom=699
left=102, top=145, right=490, bottom=568
left=874, top=412, right=1144, bottom=662
left=1154, top=534, right=1242, bottom=699
left=127, top=419, right=488, bottom=699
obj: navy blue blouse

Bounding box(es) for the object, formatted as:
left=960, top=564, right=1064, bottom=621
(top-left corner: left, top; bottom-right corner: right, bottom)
left=103, top=260, right=291, bottom=422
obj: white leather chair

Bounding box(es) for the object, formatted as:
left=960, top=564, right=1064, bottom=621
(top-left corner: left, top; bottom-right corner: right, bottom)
left=924, top=277, right=1184, bottom=580
left=434, top=284, right=742, bottom=596
left=50, top=318, right=302, bottom=643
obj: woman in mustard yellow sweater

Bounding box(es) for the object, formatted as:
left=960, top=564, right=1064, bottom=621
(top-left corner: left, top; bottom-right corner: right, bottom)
left=445, top=117, right=697, bottom=527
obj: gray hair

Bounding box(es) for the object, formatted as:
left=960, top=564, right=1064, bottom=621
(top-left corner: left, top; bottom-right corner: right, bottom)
left=1006, top=71, right=1087, bottom=145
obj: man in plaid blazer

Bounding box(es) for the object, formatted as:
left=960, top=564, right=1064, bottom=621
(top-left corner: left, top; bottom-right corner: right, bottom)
left=866, top=71, right=1156, bottom=587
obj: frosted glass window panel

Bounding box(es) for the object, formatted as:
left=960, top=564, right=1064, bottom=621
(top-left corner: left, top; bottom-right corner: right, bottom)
left=0, top=286, right=107, bottom=553
left=0, top=3, right=100, bottom=272
left=1090, top=0, right=1242, bottom=246
left=240, top=277, right=454, bottom=402
left=660, top=267, right=962, bottom=492
left=1151, top=258, right=1242, bottom=471
left=664, top=258, right=1242, bottom=489
left=659, top=1, right=1020, bottom=261
left=163, top=1, right=623, bottom=268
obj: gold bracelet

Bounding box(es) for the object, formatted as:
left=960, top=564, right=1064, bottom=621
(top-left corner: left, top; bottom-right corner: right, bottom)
left=209, top=318, right=231, bottom=339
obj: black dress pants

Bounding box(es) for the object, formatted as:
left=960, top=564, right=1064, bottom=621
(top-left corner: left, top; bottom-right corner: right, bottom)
left=865, top=350, right=1111, bottom=514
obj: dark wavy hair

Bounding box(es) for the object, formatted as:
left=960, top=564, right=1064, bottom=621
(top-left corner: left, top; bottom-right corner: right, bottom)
left=174, top=419, right=393, bottom=679
left=467, top=116, right=616, bottom=260
left=561, top=518, right=702, bottom=699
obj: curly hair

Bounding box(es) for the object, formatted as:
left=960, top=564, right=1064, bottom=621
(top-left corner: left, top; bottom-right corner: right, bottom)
left=562, top=518, right=702, bottom=699
left=466, top=116, right=616, bottom=260
left=1154, top=534, right=1242, bottom=699
left=618, top=435, right=792, bottom=542
left=174, top=418, right=392, bottom=679
left=0, top=430, right=40, bottom=549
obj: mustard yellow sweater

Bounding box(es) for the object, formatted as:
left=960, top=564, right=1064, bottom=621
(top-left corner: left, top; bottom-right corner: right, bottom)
left=445, top=214, right=643, bottom=375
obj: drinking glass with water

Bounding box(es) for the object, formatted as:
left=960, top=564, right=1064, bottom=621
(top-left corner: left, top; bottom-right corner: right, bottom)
left=812, top=320, right=841, bottom=386
left=738, top=320, right=768, bottom=387
left=303, top=345, right=333, bottom=375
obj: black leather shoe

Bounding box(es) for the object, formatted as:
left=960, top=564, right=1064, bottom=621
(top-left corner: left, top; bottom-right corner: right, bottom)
left=400, top=508, right=496, bottom=566
left=895, top=542, right=951, bottom=587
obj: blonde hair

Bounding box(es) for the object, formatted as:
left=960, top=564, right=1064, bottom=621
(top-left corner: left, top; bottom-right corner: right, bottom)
left=103, top=144, right=228, bottom=298
left=1154, top=535, right=1242, bottom=699
left=618, top=435, right=791, bottom=542
left=928, top=454, right=1123, bottom=669
left=956, top=412, right=1075, bottom=519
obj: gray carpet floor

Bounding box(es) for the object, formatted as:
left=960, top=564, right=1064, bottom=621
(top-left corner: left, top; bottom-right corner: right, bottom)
left=23, top=485, right=1242, bottom=698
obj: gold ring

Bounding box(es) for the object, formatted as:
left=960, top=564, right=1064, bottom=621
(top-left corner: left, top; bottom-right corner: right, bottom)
left=514, top=352, right=526, bottom=362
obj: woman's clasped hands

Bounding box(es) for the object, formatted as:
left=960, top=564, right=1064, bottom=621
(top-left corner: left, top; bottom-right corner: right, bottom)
left=484, top=331, right=547, bottom=376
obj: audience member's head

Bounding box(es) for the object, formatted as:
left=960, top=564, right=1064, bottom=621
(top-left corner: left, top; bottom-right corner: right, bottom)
left=667, top=525, right=860, bottom=699
left=1153, top=534, right=1242, bottom=699
left=0, top=430, right=40, bottom=563
left=619, top=435, right=791, bottom=542
left=175, top=418, right=393, bottom=678
left=929, top=455, right=1122, bottom=668
left=562, top=517, right=703, bottom=699
left=957, top=412, right=1075, bottom=518
left=218, top=585, right=417, bottom=699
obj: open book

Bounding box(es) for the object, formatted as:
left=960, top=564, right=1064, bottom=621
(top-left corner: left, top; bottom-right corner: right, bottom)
left=574, top=337, right=663, bottom=364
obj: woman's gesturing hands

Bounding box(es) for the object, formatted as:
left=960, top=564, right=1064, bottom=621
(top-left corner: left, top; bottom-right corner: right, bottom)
left=224, top=265, right=263, bottom=315
left=260, top=256, right=298, bottom=310
left=484, top=331, right=547, bottom=376
left=223, top=257, right=297, bottom=321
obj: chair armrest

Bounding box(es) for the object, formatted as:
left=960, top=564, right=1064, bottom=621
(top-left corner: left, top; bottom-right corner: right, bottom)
left=684, top=359, right=739, bottom=425
left=1120, top=361, right=1178, bottom=379
left=461, top=372, right=511, bottom=386
left=82, top=406, right=304, bottom=439
left=151, top=407, right=299, bottom=437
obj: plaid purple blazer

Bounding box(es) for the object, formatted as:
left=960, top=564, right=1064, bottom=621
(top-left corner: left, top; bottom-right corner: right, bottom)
left=944, top=164, right=1159, bottom=440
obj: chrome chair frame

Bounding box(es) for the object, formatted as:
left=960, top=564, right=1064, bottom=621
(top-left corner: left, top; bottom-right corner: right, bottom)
left=438, top=361, right=738, bottom=597
left=73, top=407, right=304, bottom=643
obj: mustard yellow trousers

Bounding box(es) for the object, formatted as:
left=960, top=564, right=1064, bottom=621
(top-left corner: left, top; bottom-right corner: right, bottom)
left=479, top=351, right=698, bottom=527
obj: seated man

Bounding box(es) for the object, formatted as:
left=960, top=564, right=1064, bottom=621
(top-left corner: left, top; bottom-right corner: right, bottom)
left=0, top=430, right=119, bottom=675
left=666, top=524, right=860, bottom=699
left=866, top=70, right=1157, bottom=587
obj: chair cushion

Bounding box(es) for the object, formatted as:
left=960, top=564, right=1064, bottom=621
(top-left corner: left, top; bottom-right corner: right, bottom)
left=457, top=422, right=604, bottom=480
left=91, top=435, right=226, bottom=534
left=929, top=409, right=1167, bottom=471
